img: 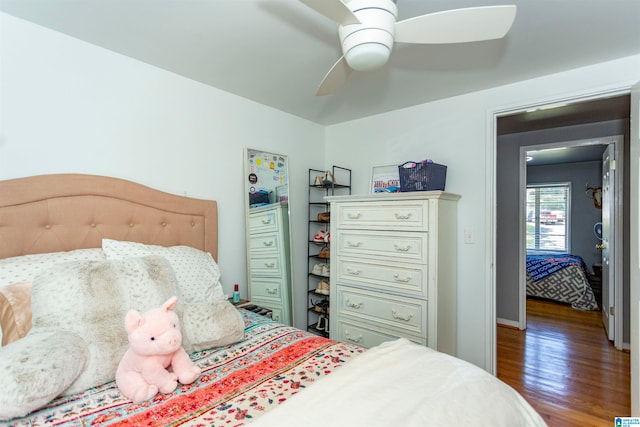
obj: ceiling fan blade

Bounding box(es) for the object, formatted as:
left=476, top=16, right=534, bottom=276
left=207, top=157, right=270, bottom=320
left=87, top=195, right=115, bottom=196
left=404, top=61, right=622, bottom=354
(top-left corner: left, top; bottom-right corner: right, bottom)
left=299, top=0, right=361, bottom=26
left=316, top=56, right=352, bottom=96
left=395, top=5, right=517, bottom=44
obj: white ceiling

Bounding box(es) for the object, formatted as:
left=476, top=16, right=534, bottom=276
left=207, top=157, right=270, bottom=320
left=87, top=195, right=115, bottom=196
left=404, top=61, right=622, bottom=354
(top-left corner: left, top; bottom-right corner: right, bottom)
left=1, top=0, right=639, bottom=126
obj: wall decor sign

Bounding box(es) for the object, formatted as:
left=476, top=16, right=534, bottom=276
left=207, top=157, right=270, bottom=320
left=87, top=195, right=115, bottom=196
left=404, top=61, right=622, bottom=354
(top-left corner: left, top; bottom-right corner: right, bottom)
left=370, top=164, right=401, bottom=193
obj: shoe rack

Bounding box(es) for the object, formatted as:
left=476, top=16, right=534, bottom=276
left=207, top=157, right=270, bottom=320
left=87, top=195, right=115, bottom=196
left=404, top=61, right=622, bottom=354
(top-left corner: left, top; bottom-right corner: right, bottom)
left=307, top=166, right=351, bottom=337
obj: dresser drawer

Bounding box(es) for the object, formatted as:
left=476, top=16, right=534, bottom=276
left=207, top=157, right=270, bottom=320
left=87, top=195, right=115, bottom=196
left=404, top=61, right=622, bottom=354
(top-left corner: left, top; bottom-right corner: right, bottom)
left=249, top=278, right=284, bottom=302
left=337, top=257, right=427, bottom=297
left=336, top=287, right=426, bottom=336
left=249, top=255, right=282, bottom=277
left=249, top=209, right=280, bottom=233
left=249, top=232, right=281, bottom=254
left=335, top=319, right=426, bottom=348
left=336, top=230, right=427, bottom=264
left=335, top=201, right=428, bottom=231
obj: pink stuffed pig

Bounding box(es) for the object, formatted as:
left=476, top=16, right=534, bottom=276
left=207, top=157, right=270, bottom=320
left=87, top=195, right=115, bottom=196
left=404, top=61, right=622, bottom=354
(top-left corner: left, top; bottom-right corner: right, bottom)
left=115, top=296, right=202, bottom=403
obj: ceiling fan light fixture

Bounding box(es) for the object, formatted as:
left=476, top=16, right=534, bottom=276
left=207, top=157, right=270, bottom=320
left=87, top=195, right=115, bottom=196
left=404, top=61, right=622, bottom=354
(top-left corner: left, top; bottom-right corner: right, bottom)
left=338, top=0, right=397, bottom=72
left=301, top=0, right=517, bottom=94
left=345, top=43, right=391, bottom=71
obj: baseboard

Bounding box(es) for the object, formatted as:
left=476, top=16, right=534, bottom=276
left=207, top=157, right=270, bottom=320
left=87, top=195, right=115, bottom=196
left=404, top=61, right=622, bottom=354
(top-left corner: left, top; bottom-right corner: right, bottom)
left=497, top=317, right=520, bottom=329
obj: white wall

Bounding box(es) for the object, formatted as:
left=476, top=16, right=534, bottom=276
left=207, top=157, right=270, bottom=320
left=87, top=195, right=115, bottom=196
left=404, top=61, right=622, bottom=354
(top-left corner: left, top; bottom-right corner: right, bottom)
left=0, top=12, right=325, bottom=330
left=3, top=11, right=640, bottom=396
left=325, top=54, right=640, bottom=370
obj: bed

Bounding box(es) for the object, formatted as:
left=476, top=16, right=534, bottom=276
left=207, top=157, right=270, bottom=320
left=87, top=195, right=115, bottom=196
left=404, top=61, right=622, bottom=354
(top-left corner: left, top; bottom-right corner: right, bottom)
left=526, top=252, right=599, bottom=310
left=0, top=174, right=547, bottom=426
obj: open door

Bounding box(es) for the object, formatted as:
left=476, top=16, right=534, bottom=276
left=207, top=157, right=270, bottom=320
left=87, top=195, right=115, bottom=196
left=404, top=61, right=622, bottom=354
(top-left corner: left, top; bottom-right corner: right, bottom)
left=600, top=144, right=615, bottom=340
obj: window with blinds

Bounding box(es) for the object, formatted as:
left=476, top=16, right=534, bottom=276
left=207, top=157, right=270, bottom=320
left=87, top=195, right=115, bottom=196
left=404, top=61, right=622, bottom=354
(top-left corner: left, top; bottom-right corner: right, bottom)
left=526, top=183, right=570, bottom=252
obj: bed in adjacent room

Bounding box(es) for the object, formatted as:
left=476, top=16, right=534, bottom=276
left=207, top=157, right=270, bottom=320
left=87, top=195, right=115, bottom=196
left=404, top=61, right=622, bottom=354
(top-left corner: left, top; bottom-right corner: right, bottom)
left=526, top=252, right=599, bottom=310
left=0, top=174, right=547, bottom=426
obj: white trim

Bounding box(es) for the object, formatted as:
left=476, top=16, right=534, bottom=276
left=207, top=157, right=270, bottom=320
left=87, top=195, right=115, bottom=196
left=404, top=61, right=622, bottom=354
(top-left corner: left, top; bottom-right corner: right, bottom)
left=629, top=80, right=640, bottom=416
left=487, top=83, right=634, bottom=376
left=518, top=148, right=527, bottom=329
left=485, top=108, right=498, bottom=374
left=496, top=317, right=520, bottom=329
left=610, top=136, right=625, bottom=350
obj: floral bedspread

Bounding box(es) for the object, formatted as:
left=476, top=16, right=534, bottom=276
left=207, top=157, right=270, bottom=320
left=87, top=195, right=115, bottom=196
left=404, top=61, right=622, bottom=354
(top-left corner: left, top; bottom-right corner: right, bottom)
left=4, top=311, right=364, bottom=427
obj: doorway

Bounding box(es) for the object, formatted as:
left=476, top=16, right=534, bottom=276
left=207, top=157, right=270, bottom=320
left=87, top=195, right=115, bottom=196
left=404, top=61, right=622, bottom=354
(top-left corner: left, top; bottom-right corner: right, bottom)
left=493, top=93, right=631, bottom=363
left=517, top=136, right=624, bottom=347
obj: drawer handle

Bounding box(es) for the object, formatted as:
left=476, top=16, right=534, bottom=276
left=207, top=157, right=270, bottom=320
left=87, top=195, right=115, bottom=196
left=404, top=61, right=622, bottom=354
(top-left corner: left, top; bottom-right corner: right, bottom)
left=345, top=299, right=363, bottom=309
left=346, top=268, right=362, bottom=275
left=347, top=241, right=362, bottom=248
left=393, top=273, right=411, bottom=283
left=263, top=240, right=274, bottom=247
left=266, top=288, right=278, bottom=295
left=393, top=244, right=411, bottom=252
left=394, top=212, right=412, bottom=220
left=391, top=309, right=413, bottom=322
left=264, top=262, right=276, bottom=268
left=345, top=331, right=363, bottom=343
left=347, top=212, right=362, bottom=219
left=261, top=217, right=273, bottom=225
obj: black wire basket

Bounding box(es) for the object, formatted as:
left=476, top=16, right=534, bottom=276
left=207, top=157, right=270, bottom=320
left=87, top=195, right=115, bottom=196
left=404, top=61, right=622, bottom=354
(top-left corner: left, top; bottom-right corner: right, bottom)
left=398, top=161, right=447, bottom=192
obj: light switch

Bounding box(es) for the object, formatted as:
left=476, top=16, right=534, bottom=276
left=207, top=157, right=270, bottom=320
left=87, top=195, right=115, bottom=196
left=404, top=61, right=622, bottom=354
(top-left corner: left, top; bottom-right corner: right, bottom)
left=464, top=229, right=475, bottom=244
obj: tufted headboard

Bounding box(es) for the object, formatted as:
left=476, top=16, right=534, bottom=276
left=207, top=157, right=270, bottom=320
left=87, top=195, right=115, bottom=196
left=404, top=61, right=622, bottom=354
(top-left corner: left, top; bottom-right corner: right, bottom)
left=0, top=174, right=218, bottom=260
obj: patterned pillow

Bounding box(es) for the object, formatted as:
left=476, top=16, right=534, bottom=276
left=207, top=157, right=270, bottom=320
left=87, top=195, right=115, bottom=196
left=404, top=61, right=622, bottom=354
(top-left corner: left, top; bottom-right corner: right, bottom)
left=0, top=282, right=32, bottom=346
left=29, top=256, right=180, bottom=396
left=0, top=249, right=106, bottom=287
left=102, top=239, right=226, bottom=303
left=0, top=255, right=178, bottom=421
left=0, top=249, right=106, bottom=345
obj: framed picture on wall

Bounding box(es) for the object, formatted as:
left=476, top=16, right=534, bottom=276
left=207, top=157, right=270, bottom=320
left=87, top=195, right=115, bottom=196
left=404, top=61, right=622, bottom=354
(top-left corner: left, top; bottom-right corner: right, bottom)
left=370, top=164, right=401, bottom=193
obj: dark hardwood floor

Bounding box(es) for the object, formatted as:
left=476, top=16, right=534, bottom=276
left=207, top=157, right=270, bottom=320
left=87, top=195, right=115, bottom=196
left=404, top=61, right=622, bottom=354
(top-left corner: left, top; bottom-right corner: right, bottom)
left=497, top=298, right=630, bottom=426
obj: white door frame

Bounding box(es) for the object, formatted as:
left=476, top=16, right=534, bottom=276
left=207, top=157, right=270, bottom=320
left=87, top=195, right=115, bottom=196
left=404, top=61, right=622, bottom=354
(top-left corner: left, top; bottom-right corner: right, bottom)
left=486, top=86, right=633, bottom=375
left=517, top=136, right=624, bottom=349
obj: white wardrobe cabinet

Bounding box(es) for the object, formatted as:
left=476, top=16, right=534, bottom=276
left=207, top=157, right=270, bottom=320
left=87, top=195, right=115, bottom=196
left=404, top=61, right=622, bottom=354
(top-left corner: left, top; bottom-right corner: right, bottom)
left=247, top=203, right=292, bottom=324
left=325, top=192, right=460, bottom=355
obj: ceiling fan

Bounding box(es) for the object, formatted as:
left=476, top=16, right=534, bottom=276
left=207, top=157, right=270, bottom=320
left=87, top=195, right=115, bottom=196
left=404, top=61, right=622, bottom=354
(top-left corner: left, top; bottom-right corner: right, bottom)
left=299, top=0, right=517, bottom=95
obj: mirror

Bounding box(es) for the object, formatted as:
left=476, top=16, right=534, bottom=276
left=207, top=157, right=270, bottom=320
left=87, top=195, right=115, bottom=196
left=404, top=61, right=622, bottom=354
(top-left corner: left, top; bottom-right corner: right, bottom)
left=243, top=148, right=294, bottom=325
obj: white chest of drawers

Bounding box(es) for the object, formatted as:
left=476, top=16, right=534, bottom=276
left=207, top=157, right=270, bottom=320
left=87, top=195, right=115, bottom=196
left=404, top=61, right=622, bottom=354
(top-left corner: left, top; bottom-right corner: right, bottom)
left=326, top=192, right=460, bottom=355
left=247, top=203, right=291, bottom=324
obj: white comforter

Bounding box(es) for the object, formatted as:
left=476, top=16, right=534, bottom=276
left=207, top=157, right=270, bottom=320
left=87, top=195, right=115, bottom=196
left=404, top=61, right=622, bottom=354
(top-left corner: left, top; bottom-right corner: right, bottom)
left=252, top=338, right=547, bottom=427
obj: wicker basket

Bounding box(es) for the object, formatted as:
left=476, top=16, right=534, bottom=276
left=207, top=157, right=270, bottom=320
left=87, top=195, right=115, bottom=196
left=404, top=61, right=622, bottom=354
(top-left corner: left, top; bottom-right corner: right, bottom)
left=398, top=161, right=447, bottom=192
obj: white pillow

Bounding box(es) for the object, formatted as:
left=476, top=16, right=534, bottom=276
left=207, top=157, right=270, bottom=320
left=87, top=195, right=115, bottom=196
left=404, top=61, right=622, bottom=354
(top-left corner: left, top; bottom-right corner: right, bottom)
left=0, top=248, right=106, bottom=287
left=30, top=256, right=181, bottom=396
left=182, top=300, right=245, bottom=352
left=102, top=239, right=226, bottom=304
left=0, top=255, right=180, bottom=420
left=0, top=330, right=88, bottom=421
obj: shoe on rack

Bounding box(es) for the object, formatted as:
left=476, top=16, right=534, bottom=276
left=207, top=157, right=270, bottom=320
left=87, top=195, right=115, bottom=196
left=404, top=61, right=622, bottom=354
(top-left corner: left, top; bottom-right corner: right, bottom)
left=313, top=300, right=330, bottom=314
left=315, top=279, right=330, bottom=295
left=312, top=263, right=324, bottom=276
left=324, top=232, right=330, bottom=243
left=313, top=230, right=328, bottom=243
left=323, top=170, right=335, bottom=187
left=314, top=175, right=323, bottom=186
left=316, top=314, right=327, bottom=331
left=324, top=318, right=330, bottom=334
left=317, top=211, right=330, bottom=222
left=321, top=264, right=330, bottom=277
left=318, top=246, right=330, bottom=259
